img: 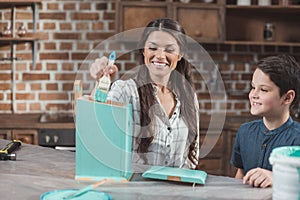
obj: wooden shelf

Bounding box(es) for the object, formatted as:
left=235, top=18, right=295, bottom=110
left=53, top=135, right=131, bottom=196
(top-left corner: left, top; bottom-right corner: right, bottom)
left=117, top=1, right=300, bottom=46
left=0, top=36, right=40, bottom=42
left=0, top=0, right=41, bottom=3
left=0, top=0, right=41, bottom=70
left=224, top=40, right=300, bottom=46
left=225, top=4, right=300, bottom=44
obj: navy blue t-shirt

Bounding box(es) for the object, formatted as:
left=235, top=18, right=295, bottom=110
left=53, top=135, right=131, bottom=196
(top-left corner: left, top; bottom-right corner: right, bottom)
left=230, top=117, right=300, bottom=174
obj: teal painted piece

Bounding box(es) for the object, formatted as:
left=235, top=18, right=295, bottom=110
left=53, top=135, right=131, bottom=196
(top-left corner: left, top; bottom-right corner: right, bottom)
left=142, top=166, right=207, bottom=185
left=94, top=88, right=108, bottom=102
left=75, top=97, right=133, bottom=181
left=40, top=189, right=111, bottom=200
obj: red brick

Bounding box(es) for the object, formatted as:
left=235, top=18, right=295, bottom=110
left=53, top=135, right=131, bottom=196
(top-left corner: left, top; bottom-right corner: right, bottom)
left=0, top=63, right=12, bottom=70
left=86, top=32, right=115, bottom=40
left=234, top=63, right=246, bottom=71
left=0, top=73, right=11, bottom=81
left=39, top=12, right=66, bottom=20
left=46, top=83, right=58, bottom=90
left=0, top=103, right=12, bottom=111
left=30, top=103, right=41, bottom=111
left=46, top=63, right=58, bottom=71
left=77, top=43, right=90, bottom=50
left=16, top=83, right=26, bottom=90
left=16, top=11, right=33, bottom=20
left=53, top=33, right=81, bottom=40
left=15, top=93, right=35, bottom=100
left=44, top=42, right=57, bottom=50
left=55, top=73, right=76, bottom=81
left=60, top=43, right=73, bottom=50
left=30, top=63, right=42, bottom=71
left=92, top=22, right=104, bottom=30
left=39, top=93, right=68, bottom=100
left=59, top=23, right=72, bottom=30
left=71, top=53, right=89, bottom=60
left=76, top=22, right=89, bottom=30
left=227, top=54, right=254, bottom=63
left=103, top=12, right=115, bottom=20
left=44, top=22, right=56, bottom=30
left=62, top=63, right=75, bottom=71
left=16, top=103, right=26, bottom=111
left=234, top=102, right=247, bottom=110
left=40, top=53, right=69, bottom=60
left=30, top=83, right=42, bottom=91
left=16, top=53, right=32, bottom=60
left=47, top=3, right=59, bottom=10
left=23, top=73, right=50, bottom=81
left=15, top=63, right=27, bottom=71
left=64, top=3, right=76, bottom=10
left=71, top=13, right=99, bottom=20
left=0, top=83, right=10, bottom=90
left=62, top=83, right=74, bottom=91
left=80, top=3, right=91, bottom=10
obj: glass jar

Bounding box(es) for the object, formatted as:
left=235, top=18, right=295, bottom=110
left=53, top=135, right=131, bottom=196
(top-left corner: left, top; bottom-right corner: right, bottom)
left=258, top=0, right=271, bottom=6
left=2, top=26, right=12, bottom=37
left=263, top=22, right=275, bottom=41
left=18, top=26, right=27, bottom=37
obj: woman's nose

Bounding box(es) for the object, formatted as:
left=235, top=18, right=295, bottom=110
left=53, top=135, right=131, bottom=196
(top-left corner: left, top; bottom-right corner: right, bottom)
left=155, top=48, right=166, bottom=59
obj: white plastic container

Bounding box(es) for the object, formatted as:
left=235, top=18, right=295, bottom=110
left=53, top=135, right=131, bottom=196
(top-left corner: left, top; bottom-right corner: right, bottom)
left=269, top=146, right=300, bottom=200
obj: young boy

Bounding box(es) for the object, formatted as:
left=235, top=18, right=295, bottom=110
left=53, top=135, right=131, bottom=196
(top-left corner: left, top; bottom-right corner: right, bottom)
left=231, top=54, right=300, bottom=188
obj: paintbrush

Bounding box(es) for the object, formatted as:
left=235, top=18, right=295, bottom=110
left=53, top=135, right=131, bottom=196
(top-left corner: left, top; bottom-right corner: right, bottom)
left=94, top=51, right=116, bottom=102
left=62, top=179, right=108, bottom=199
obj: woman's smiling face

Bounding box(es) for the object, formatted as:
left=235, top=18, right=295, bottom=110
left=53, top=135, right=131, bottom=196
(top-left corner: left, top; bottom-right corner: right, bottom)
left=143, top=30, right=182, bottom=82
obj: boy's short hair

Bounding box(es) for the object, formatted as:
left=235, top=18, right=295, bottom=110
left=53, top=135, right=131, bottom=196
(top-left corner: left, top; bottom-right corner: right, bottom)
left=257, top=54, right=300, bottom=114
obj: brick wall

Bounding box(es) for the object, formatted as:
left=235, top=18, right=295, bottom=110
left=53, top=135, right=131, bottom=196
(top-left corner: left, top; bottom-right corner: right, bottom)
left=1, top=0, right=300, bottom=116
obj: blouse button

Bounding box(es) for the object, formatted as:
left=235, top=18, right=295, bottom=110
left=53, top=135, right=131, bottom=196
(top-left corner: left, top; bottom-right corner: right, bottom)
left=167, top=127, right=171, bottom=131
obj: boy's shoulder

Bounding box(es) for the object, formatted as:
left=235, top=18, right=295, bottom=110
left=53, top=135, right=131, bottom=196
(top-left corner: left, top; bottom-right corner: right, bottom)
left=290, top=119, right=300, bottom=131
left=240, top=118, right=262, bottom=128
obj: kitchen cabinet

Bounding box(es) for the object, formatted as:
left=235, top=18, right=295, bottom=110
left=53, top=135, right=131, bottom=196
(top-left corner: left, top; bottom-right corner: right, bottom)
left=0, top=0, right=41, bottom=69
left=116, top=0, right=225, bottom=43
left=0, top=129, right=38, bottom=145
left=117, top=0, right=300, bottom=46
left=0, top=114, right=75, bottom=146
left=173, top=3, right=225, bottom=43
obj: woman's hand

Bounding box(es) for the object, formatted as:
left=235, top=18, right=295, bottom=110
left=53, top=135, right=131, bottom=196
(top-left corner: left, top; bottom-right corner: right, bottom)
left=90, top=56, right=118, bottom=98
left=90, top=56, right=118, bottom=80
left=243, top=167, right=272, bottom=188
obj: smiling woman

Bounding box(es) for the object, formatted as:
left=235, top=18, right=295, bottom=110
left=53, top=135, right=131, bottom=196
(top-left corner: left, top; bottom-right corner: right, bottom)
left=90, top=18, right=199, bottom=173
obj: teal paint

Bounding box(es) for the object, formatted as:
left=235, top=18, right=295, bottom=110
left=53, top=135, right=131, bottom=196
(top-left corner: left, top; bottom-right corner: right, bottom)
left=41, top=189, right=111, bottom=200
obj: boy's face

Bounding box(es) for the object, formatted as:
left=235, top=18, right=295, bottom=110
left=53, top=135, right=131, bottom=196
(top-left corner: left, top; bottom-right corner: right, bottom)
left=249, top=68, right=286, bottom=118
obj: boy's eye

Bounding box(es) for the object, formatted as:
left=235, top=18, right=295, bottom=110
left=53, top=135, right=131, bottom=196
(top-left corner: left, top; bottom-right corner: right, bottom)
left=261, top=88, right=268, bottom=92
